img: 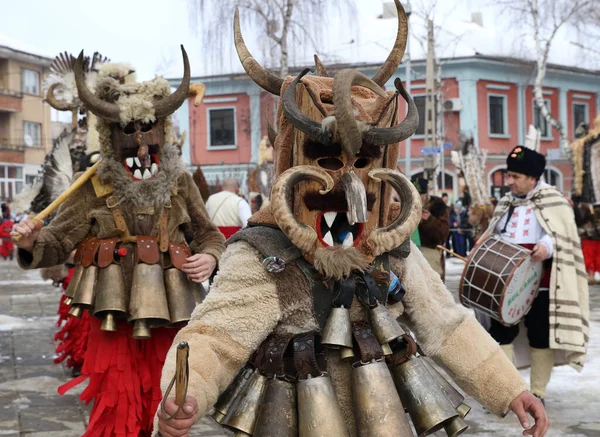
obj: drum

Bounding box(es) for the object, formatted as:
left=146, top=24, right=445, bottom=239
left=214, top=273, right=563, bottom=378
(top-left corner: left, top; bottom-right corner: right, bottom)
left=459, top=235, right=543, bottom=326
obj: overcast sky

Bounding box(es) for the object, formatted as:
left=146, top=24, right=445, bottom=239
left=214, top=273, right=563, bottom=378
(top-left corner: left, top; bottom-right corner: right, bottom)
left=1, top=0, right=597, bottom=81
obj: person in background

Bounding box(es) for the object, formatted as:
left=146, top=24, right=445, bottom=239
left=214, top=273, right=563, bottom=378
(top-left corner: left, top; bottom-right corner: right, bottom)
left=449, top=201, right=467, bottom=257
left=0, top=212, right=15, bottom=260
left=413, top=177, right=450, bottom=279
left=441, top=192, right=449, bottom=206
left=205, top=178, right=252, bottom=239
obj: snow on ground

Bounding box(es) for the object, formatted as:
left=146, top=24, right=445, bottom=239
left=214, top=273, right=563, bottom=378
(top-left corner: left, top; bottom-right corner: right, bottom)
left=0, top=315, right=56, bottom=332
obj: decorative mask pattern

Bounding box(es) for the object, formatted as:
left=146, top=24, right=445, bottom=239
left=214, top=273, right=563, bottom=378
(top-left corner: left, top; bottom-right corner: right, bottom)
left=235, top=0, right=423, bottom=278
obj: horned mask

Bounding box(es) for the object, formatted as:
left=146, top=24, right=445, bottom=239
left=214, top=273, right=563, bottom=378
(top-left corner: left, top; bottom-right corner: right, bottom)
left=236, top=0, right=422, bottom=277
left=73, top=46, right=190, bottom=183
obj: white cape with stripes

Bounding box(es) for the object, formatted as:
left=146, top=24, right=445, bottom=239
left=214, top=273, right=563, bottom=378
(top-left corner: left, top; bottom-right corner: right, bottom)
left=483, top=182, right=589, bottom=371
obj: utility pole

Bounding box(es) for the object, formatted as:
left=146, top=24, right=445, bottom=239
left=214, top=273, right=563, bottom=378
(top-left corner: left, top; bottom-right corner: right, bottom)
left=404, top=1, right=412, bottom=178
left=423, top=19, right=438, bottom=194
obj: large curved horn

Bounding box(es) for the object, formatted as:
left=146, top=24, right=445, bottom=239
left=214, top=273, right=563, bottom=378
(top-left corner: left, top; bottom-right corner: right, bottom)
left=45, top=83, right=76, bottom=111
left=267, top=119, right=278, bottom=147
left=367, top=168, right=421, bottom=256
left=73, top=51, right=121, bottom=123
left=282, top=68, right=333, bottom=145
left=234, top=8, right=284, bottom=95
left=271, top=166, right=334, bottom=253
left=371, top=0, right=408, bottom=86
left=332, top=69, right=386, bottom=157
left=313, top=54, right=329, bottom=77
left=363, top=78, right=419, bottom=145
left=154, top=45, right=190, bottom=119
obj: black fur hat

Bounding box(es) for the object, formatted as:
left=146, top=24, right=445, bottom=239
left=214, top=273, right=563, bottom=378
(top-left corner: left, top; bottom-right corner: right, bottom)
left=506, top=146, right=546, bottom=179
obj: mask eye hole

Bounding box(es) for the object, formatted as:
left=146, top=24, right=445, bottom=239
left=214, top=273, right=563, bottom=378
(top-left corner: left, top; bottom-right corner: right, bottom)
left=354, top=157, right=370, bottom=169
left=317, top=157, right=344, bottom=171
left=123, top=122, right=136, bottom=134
left=141, top=123, right=153, bottom=132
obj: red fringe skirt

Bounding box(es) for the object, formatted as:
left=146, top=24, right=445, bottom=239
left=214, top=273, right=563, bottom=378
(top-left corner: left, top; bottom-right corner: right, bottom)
left=54, top=295, right=90, bottom=369
left=60, top=318, right=178, bottom=437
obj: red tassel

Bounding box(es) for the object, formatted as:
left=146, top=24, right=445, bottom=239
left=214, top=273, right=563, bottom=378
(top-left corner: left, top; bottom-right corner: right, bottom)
left=61, top=318, right=179, bottom=437
left=54, top=293, right=90, bottom=369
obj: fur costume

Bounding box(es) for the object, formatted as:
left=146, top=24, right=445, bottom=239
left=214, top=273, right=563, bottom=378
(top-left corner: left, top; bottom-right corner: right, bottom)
left=156, top=3, right=529, bottom=436
left=483, top=182, right=589, bottom=371
left=571, top=115, right=600, bottom=203
left=17, top=47, right=225, bottom=437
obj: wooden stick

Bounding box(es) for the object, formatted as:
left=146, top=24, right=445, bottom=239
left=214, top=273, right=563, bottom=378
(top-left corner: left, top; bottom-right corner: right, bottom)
left=437, top=245, right=468, bottom=262
left=175, top=342, right=189, bottom=406
left=12, top=159, right=102, bottom=243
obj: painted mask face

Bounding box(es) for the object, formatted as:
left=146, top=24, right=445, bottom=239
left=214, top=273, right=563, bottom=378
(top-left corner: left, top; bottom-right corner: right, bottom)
left=111, top=120, right=164, bottom=181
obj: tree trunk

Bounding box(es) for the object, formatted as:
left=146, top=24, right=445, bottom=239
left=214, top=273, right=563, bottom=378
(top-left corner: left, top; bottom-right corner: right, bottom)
left=279, top=0, right=294, bottom=77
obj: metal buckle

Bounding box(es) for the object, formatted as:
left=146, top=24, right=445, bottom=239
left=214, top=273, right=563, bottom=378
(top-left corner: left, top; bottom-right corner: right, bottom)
left=106, top=196, right=119, bottom=209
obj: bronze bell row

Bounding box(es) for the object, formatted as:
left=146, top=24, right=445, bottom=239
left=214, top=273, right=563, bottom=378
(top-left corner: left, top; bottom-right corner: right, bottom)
left=66, top=262, right=200, bottom=339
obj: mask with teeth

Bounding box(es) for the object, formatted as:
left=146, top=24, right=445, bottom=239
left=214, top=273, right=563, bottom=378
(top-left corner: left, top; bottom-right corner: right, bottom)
left=235, top=0, right=423, bottom=278
left=72, top=46, right=191, bottom=206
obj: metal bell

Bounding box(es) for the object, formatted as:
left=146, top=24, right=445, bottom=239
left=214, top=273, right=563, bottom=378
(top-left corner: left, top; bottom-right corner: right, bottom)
left=444, top=416, right=469, bottom=437
left=391, top=357, right=458, bottom=437
left=212, top=367, right=255, bottom=424
left=64, top=265, right=84, bottom=298
left=340, top=346, right=355, bottom=361
left=129, top=263, right=170, bottom=337
left=132, top=319, right=151, bottom=339
left=368, top=304, right=406, bottom=345
left=68, top=305, right=84, bottom=318
left=352, top=361, right=413, bottom=437
left=297, top=375, right=350, bottom=437
left=71, top=266, right=98, bottom=308
left=164, top=268, right=196, bottom=326
left=381, top=343, right=393, bottom=356
left=423, top=359, right=471, bottom=418
left=253, top=378, right=297, bottom=437
left=93, top=264, right=128, bottom=331
left=64, top=297, right=73, bottom=306
left=321, top=306, right=353, bottom=349
left=191, top=281, right=208, bottom=305
left=222, top=370, right=268, bottom=435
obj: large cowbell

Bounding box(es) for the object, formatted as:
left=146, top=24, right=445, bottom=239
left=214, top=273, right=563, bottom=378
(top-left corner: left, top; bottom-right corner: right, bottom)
left=297, top=375, right=349, bottom=437
left=93, top=264, right=128, bottom=331
left=253, top=378, right=297, bottom=437
left=391, top=357, right=458, bottom=437
left=129, top=262, right=170, bottom=339
left=353, top=360, right=413, bottom=437
left=221, top=370, right=268, bottom=435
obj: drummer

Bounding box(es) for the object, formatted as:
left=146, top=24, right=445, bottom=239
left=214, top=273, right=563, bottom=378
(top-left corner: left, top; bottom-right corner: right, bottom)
left=480, top=145, right=589, bottom=405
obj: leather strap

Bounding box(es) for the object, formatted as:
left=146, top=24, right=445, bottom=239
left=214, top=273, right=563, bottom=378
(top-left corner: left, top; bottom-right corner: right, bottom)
left=168, top=242, right=191, bottom=270
left=352, top=321, right=383, bottom=363
left=293, top=332, right=322, bottom=379
left=97, top=238, right=118, bottom=268
left=106, top=196, right=135, bottom=243
left=159, top=201, right=170, bottom=253
left=386, top=335, right=418, bottom=368
left=136, top=236, right=160, bottom=265
left=261, top=334, right=294, bottom=378
left=80, top=238, right=99, bottom=267
left=333, top=276, right=355, bottom=308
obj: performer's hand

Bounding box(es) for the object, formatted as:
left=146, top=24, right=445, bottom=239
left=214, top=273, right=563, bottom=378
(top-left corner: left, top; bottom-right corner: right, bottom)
left=509, top=391, right=549, bottom=437
left=531, top=243, right=549, bottom=263
left=10, top=218, right=43, bottom=252
left=421, top=210, right=431, bottom=221
left=182, top=253, right=217, bottom=283
left=157, top=396, right=198, bottom=437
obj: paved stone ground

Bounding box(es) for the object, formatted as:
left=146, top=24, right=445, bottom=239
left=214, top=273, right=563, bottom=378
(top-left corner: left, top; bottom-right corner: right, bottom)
left=0, top=256, right=598, bottom=436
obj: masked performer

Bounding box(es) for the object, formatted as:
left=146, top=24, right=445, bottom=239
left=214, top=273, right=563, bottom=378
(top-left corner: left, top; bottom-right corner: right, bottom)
left=155, top=3, right=547, bottom=437
left=11, top=46, right=225, bottom=437
left=481, top=145, right=589, bottom=404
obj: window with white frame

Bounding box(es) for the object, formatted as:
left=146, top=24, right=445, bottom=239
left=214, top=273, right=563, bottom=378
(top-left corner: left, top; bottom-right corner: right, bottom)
left=208, top=108, right=236, bottom=148
left=533, top=99, right=551, bottom=139
left=23, top=122, right=41, bottom=147
left=488, top=95, right=507, bottom=136
left=573, top=102, right=589, bottom=130
left=21, top=69, right=40, bottom=95
left=0, top=164, right=24, bottom=201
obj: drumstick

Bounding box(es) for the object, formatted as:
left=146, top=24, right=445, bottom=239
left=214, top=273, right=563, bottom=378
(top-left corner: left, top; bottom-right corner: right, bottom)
left=175, top=342, right=190, bottom=407
left=12, top=159, right=102, bottom=243
left=437, top=245, right=468, bottom=262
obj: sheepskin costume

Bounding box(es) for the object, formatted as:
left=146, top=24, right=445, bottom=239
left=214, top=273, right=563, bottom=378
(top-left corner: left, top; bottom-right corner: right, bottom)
left=18, top=48, right=226, bottom=437
left=156, top=2, right=530, bottom=437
